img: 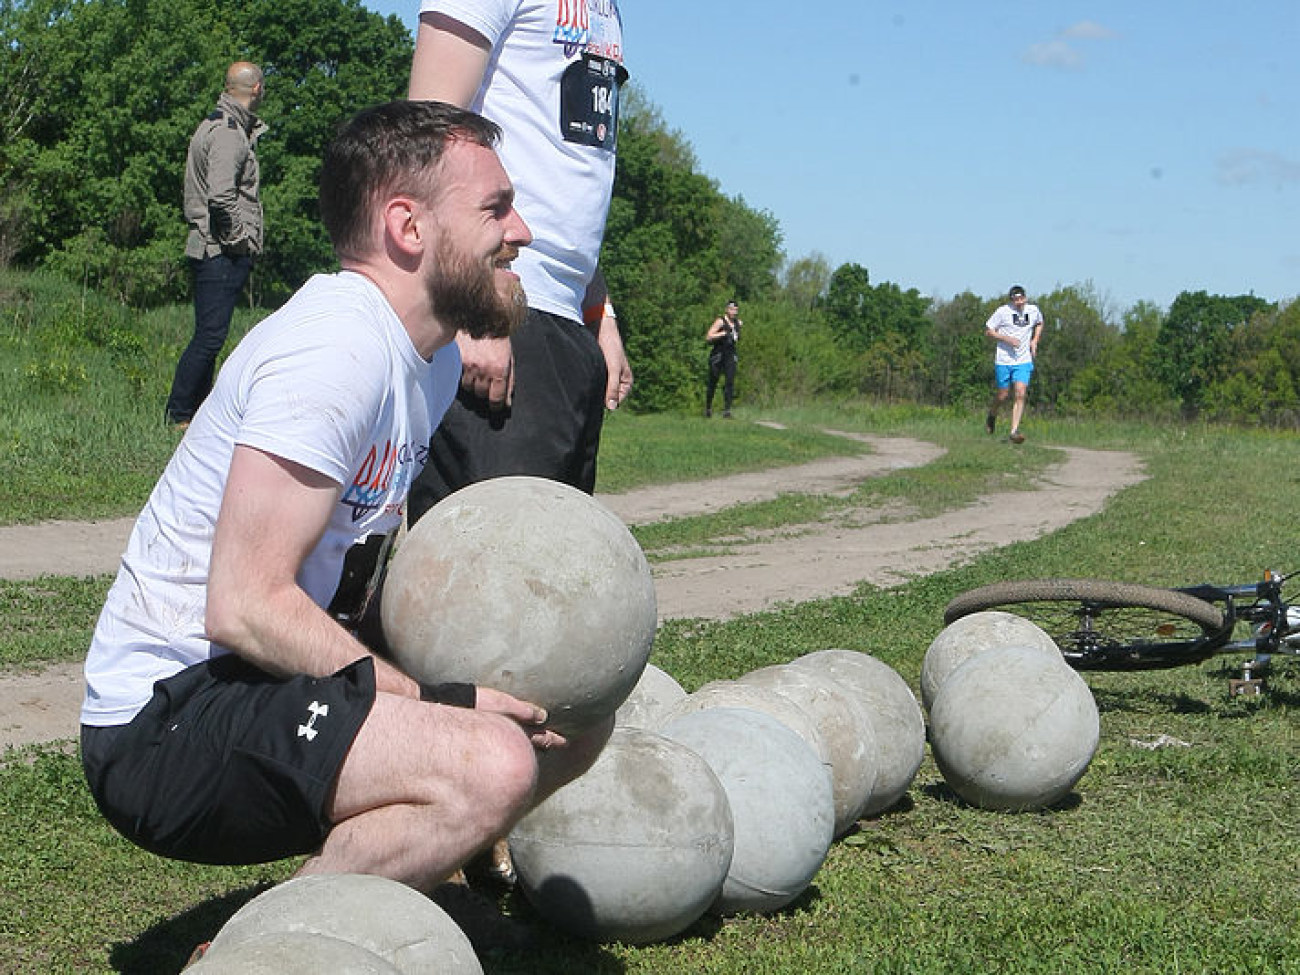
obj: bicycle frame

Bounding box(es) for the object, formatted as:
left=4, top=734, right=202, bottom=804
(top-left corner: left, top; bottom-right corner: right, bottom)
left=1177, top=571, right=1300, bottom=658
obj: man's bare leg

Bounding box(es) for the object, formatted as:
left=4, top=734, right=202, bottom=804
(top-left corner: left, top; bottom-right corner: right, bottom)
left=1009, top=382, right=1029, bottom=440
left=298, top=697, right=612, bottom=892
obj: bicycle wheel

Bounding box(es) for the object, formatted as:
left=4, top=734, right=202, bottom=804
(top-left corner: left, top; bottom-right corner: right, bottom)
left=943, top=579, right=1227, bottom=670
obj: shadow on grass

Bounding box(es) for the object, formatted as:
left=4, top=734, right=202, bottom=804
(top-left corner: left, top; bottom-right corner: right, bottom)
left=920, top=779, right=1084, bottom=813
left=109, top=880, right=635, bottom=974
left=491, top=876, right=827, bottom=973
left=109, top=883, right=269, bottom=974
left=1090, top=686, right=1213, bottom=715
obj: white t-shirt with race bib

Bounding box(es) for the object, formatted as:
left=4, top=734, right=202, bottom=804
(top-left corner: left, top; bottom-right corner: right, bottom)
left=986, top=302, right=1043, bottom=366
left=81, top=271, right=459, bottom=726
left=419, top=0, right=625, bottom=323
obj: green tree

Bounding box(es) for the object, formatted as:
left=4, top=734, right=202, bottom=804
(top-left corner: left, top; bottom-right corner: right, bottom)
left=1033, top=283, right=1119, bottom=413
left=927, top=290, right=989, bottom=406
left=602, top=89, right=784, bottom=411
left=1066, top=300, right=1179, bottom=419
left=822, top=262, right=873, bottom=352
left=780, top=252, right=832, bottom=311
left=1155, top=290, right=1274, bottom=415
left=820, top=262, right=930, bottom=400
left=1202, top=299, right=1300, bottom=426
left=2, top=0, right=411, bottom=304
left=716, top=195, right=781, bottom=303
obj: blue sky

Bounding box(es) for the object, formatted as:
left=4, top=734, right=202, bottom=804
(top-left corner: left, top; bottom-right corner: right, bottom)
left=364, top=2, right=1298, bottom=314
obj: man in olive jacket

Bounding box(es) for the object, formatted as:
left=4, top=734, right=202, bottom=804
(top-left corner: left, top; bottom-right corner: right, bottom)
left=166, top=61, right=267, bottom=427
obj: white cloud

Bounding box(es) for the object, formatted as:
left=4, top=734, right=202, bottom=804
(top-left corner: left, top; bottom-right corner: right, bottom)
left=1022, top=40, right=1083, bottom=70
left=1022, top=20, right=1117, bottom=71
left=1216, top=148, right=1300, bottom=188
left=1062, top=20, right=1119, bottom=41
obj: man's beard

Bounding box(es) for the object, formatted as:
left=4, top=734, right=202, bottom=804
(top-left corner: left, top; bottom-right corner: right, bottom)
left=427, top=239, right=528, bottom=340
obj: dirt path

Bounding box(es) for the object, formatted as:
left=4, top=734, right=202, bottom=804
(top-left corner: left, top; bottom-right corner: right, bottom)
left=0, top=433, right=1145, bottom=750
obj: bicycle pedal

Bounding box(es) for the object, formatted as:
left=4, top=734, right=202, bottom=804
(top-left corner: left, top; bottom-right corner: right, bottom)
left=1228, top=678, right=1264, bottom=697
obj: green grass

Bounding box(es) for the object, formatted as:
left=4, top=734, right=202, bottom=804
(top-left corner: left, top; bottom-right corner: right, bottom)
left=0, top=269, right=260, bottom=523
left=2, top=276, right=1299, bottom=971
left=0, top=577, right=112, bottom=671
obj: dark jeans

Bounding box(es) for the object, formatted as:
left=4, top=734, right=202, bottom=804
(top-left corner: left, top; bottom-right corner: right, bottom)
left=165, top=253, right=252, bottom=424
left=706, top=350, right=737, bottom=412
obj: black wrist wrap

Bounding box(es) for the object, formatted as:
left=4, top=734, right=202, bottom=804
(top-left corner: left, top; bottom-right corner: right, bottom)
left=418, top=681, right=477, bottom=708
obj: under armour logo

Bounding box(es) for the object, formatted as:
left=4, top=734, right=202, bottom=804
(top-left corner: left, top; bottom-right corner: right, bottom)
left=297, top=701, right=329, bottom=742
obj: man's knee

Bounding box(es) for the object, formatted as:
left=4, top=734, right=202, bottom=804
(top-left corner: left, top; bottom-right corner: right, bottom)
left=456, top=714, right=541, bottom=824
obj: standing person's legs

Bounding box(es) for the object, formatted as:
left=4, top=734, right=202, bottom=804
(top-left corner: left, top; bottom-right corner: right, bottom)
left=721, top=354, right=737, bottom=416
left=408, top=309, right=607, bottom=522
left=705, top=355, right=722, bottom=416
left=166, top=254, right=251, bottom=425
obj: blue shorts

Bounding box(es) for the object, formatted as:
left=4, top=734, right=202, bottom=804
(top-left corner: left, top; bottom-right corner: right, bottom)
left=995, top=363, right=1034, bottom=389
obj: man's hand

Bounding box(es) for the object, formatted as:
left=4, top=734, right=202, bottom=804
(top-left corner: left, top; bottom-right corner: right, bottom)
left=596, top=316, right=632, bottom=410
left=456, top=332, right=514, bottom=409
left=474, top=686, right=567, bottom=751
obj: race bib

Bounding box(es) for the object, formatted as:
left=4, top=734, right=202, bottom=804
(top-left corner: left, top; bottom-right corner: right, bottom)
left=560, top=54, right=624, bottom=150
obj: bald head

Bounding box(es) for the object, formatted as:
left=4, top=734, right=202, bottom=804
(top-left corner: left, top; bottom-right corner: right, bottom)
left=225, top=62, right=264, bottom=109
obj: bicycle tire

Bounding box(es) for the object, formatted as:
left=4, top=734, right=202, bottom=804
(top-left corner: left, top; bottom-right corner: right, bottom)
left=943, top=579, right=1228, bottom=670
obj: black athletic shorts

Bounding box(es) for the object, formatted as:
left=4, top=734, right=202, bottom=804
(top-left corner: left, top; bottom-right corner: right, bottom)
left=407, top=307, right=608, bottom=522
left=80, top=654, right=376, bottom=866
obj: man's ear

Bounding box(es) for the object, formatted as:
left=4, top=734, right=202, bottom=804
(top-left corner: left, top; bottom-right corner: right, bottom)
left=382, top=198, right=424, bottom=259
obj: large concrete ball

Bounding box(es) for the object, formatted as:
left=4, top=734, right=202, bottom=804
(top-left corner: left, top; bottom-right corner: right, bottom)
left=789, top=650, right=926, bottom=816
left=660, top=707, right=834, bottom=915
left=187, top=932, right=403, bottom=974
left=658, top=680, right=831, bottom=766
left=381, top=476, right=657, bottom=735
left=735, top=664, right=879, bottom=836
left=208, top=874, right=480, bottom=974
left=921, top=611, right=1060, bottom=711
left=929, top=644, right=1100, bottom=812
left=509, top=727, right=734, bottom=944
left=614, top=663, right=687, bottom=730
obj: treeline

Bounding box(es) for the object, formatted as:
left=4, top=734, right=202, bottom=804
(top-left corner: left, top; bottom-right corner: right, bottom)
left=3, top=0, right=1296, bottom=425
left=736, top=273, right=1300, bottom=428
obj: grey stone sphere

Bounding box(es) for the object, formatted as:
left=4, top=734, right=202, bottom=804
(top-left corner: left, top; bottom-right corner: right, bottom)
left=661, top=707, right=834, bottom=915
left=922, top=611, right=1060, bottom=711
left=735, top=663, right=880, bottom=836
left=381, top=476, right=657, bottom=735
left=208, top=874, right=480, bottom=974
left=929, top=643, right=1100, bottom=812
left=658, top=679, right=831, bottom=764
left=187, top=932, right=404, bottom=974
left=789, top=649, right=925, bottom=816
left=614, top=663, right=687, bottom=730
left=509, top=727, right=734, bottom=944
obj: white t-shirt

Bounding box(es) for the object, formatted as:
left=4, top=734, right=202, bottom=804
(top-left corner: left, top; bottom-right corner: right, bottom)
left=82, top=271, right=460, bottom=726
left=419, top=0, right=625, bottom=323
left=986, top=302, right=1043, bottom=366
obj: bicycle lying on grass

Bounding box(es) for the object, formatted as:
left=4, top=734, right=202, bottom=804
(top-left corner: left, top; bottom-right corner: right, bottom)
left=943, top=571, right=1300, bottom=689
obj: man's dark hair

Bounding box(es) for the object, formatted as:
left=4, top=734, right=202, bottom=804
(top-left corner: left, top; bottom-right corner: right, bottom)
left=1009, top=285, right=1027, bottom=298
left=319, top=100, right=501, bottom=260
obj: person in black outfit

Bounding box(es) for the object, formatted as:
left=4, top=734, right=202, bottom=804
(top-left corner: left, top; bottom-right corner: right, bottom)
left=705, top=300, right=742, bottom=418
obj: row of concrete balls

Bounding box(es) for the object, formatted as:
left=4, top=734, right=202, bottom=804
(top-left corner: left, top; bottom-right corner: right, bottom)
left=507, top=648, right=928, bottom=945
left=511, top=612, right=1106, bottom=946
left=187, top=615, right=1102, bottom=970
